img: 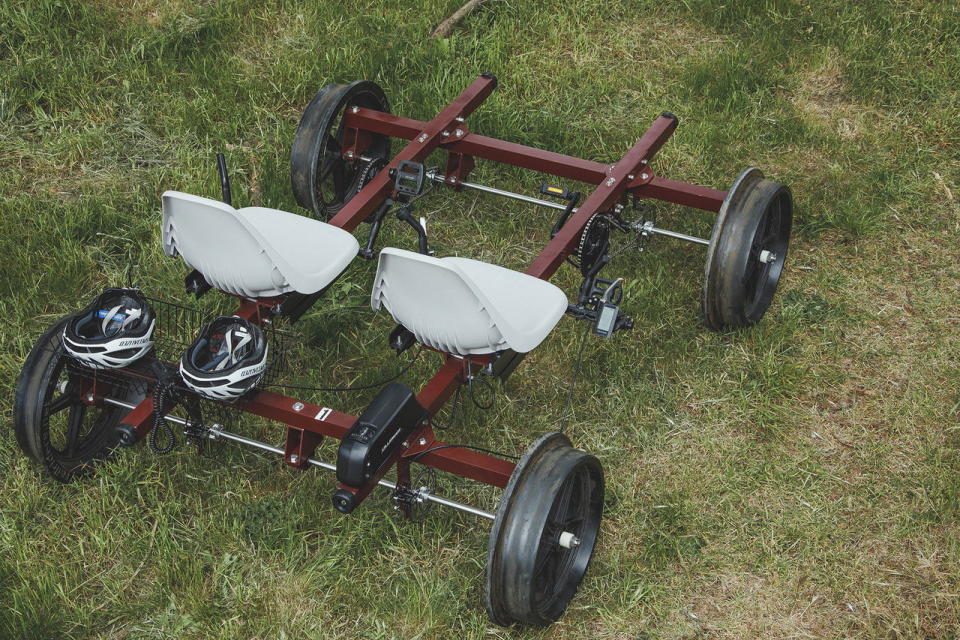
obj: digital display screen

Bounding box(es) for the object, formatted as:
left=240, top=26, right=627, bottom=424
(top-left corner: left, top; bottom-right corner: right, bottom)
left=597, top=304, right=617, bottom=333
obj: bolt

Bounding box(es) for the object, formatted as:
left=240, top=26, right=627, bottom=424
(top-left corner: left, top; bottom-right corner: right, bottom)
left=86, top=393, right=94, bottom=403
left=442, top=130, right=450, bottom=138
left=759, top=250, right=777, bottom=264
left=455, top=116, right=465, bottom=123
left=641, top=158, right=648, bottom=165
left=605, top=177, right=616, bottom=187
left=289, top=454, right=299, bottom=464
left=402, top=441, right=410, bottom=448
left=345, top=150, right=354, bottom=159
left=640, top=173, right=649, bottom=180
left=628, top=174, right=635, bottom=180
left=449, top=176, right=458, bottom=184
left=454, top=128, right=464, bottom=137
left=292, top=402, right=304, bottom=411
left=351, top=105, right=359, bottom=113
left=418, top=437, right=428, bottom=446
left=417, top=133, right=428, bottom=143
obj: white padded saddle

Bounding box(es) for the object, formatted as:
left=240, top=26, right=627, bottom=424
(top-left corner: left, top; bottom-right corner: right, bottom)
left=371, top=248, right=568, bottom=355
left=161, top=191, right=359, bottom=298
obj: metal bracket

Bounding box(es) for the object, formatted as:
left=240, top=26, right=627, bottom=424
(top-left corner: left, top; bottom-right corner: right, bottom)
left=284, top=427, right=324, bottom=470
left=443, top=151, right=475, bottom=189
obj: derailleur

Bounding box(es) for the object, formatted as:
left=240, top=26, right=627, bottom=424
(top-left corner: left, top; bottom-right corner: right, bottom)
left=566, top=257, right=633, bottom=338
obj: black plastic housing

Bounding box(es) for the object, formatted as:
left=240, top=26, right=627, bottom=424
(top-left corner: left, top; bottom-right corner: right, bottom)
left=336, top=383, right=426, bottom=488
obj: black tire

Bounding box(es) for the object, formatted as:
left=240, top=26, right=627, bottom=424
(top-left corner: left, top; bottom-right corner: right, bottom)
left=13, top=315, right=140, bottom=482
left=702, top=167, right=793, bottom=330
left=485, top=433, right=604, bottom=626
left=290, top=80, right=391, bottom=219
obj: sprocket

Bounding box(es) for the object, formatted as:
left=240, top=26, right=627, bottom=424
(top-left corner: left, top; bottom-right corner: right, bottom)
left=575, top=214, right=611, bottom=276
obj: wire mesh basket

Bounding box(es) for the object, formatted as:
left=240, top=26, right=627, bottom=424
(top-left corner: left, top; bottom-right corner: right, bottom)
left=62, top=296, right=295, bottom=427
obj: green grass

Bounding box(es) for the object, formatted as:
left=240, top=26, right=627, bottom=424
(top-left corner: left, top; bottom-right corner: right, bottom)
left=1, top=0, right=959, bottom=637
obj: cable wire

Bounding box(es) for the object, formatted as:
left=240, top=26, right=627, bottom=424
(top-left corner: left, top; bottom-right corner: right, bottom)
left=261, top=347, right=422, bottom=393
left=407, top=443, right=520, bottom=463
left=558, top=321, right=592, bottom=433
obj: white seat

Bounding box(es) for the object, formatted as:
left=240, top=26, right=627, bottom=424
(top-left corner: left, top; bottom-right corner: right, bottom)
left=371, top=248, right=568, bottom=355
left=161, top=191, right=359, bottom=298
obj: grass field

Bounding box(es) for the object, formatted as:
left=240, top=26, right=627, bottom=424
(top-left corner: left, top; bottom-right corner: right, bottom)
left=1, top=0, right=959, bottom=638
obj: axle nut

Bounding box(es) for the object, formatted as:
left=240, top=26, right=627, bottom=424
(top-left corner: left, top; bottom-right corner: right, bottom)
left=559, top=531, right=581, bottom=549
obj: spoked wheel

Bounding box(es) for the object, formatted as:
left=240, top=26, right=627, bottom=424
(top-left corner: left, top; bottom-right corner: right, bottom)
left=290, top=80, right=391, bottom=219
left=13, top=316, right=143, bottom=482
left=702, top=167, right=793, bottom=330
left=485, top=433, right=604, bottom=626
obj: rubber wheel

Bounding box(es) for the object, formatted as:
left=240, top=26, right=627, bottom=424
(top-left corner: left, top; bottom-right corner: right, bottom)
left=485, top=433, right=604, bottom=626
left=13, top=315, right=142, bottom=482
left=702, top=167, right=793, bottom=330
left=290, top=80, right=391, bottom=219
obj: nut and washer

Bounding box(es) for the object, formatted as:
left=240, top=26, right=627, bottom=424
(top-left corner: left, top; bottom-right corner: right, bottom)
left=558, top=532, right=581, bottom=549
left=758, top=250, right=778, bottom=264
left=292, top=402, right=304, bottom=411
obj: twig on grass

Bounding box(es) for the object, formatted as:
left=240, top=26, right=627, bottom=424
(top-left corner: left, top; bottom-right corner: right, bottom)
left=431, top=0, right=486, bottom=38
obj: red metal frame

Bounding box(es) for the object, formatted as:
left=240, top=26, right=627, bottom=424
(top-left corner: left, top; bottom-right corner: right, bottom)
left=115, top=74, right=729, bottom=511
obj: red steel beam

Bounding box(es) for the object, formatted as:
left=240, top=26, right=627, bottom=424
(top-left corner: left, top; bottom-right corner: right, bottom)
left=343, top=108, right=728, bottom=212
left=632, top=176, right=725, bottom=212
left=344, top=108, right=610, bottom=185
left=408, top=445, right=514, bottom=489
left=329, top=74, right=498, bottom=231
left=525, top=114, right=679, bottom=279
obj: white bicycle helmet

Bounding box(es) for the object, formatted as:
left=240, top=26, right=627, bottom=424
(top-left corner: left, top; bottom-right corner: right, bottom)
left=63, top=288, right=156, bottom=370
left=179, top=316, right=268, bottom=400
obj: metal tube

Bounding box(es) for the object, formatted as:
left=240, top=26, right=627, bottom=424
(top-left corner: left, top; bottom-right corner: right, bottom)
left=647, top=226, right=710, bottom=246
left=102, top=397, right=496, bottom=521
left=424, top=171, right=710, bottom=247
left=426, top=170, right=569, bottom=212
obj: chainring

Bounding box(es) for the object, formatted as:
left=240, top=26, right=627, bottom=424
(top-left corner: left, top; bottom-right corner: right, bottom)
left=357, top=157, right=387, bottom=222
left=576, top=214, right=611, bottom=276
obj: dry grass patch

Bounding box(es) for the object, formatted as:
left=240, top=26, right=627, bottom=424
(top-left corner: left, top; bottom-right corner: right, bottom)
left=793, top=50, right=867, bottom=141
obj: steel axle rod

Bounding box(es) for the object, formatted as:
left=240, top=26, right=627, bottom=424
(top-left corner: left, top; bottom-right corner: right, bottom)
left=646, top=226, right=710, bottom=246
left=426, top=169, right=569, bottom=212
left=103, top=397, right=496, bottom=521
left=425, top=170, right=710, bottom=246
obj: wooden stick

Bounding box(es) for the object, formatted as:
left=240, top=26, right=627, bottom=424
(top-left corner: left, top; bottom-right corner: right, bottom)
left=431, top=0, right=486, bottom=38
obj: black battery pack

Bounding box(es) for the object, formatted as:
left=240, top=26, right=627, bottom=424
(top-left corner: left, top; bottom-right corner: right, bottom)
left=336, top=383, right=427, bottom=488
